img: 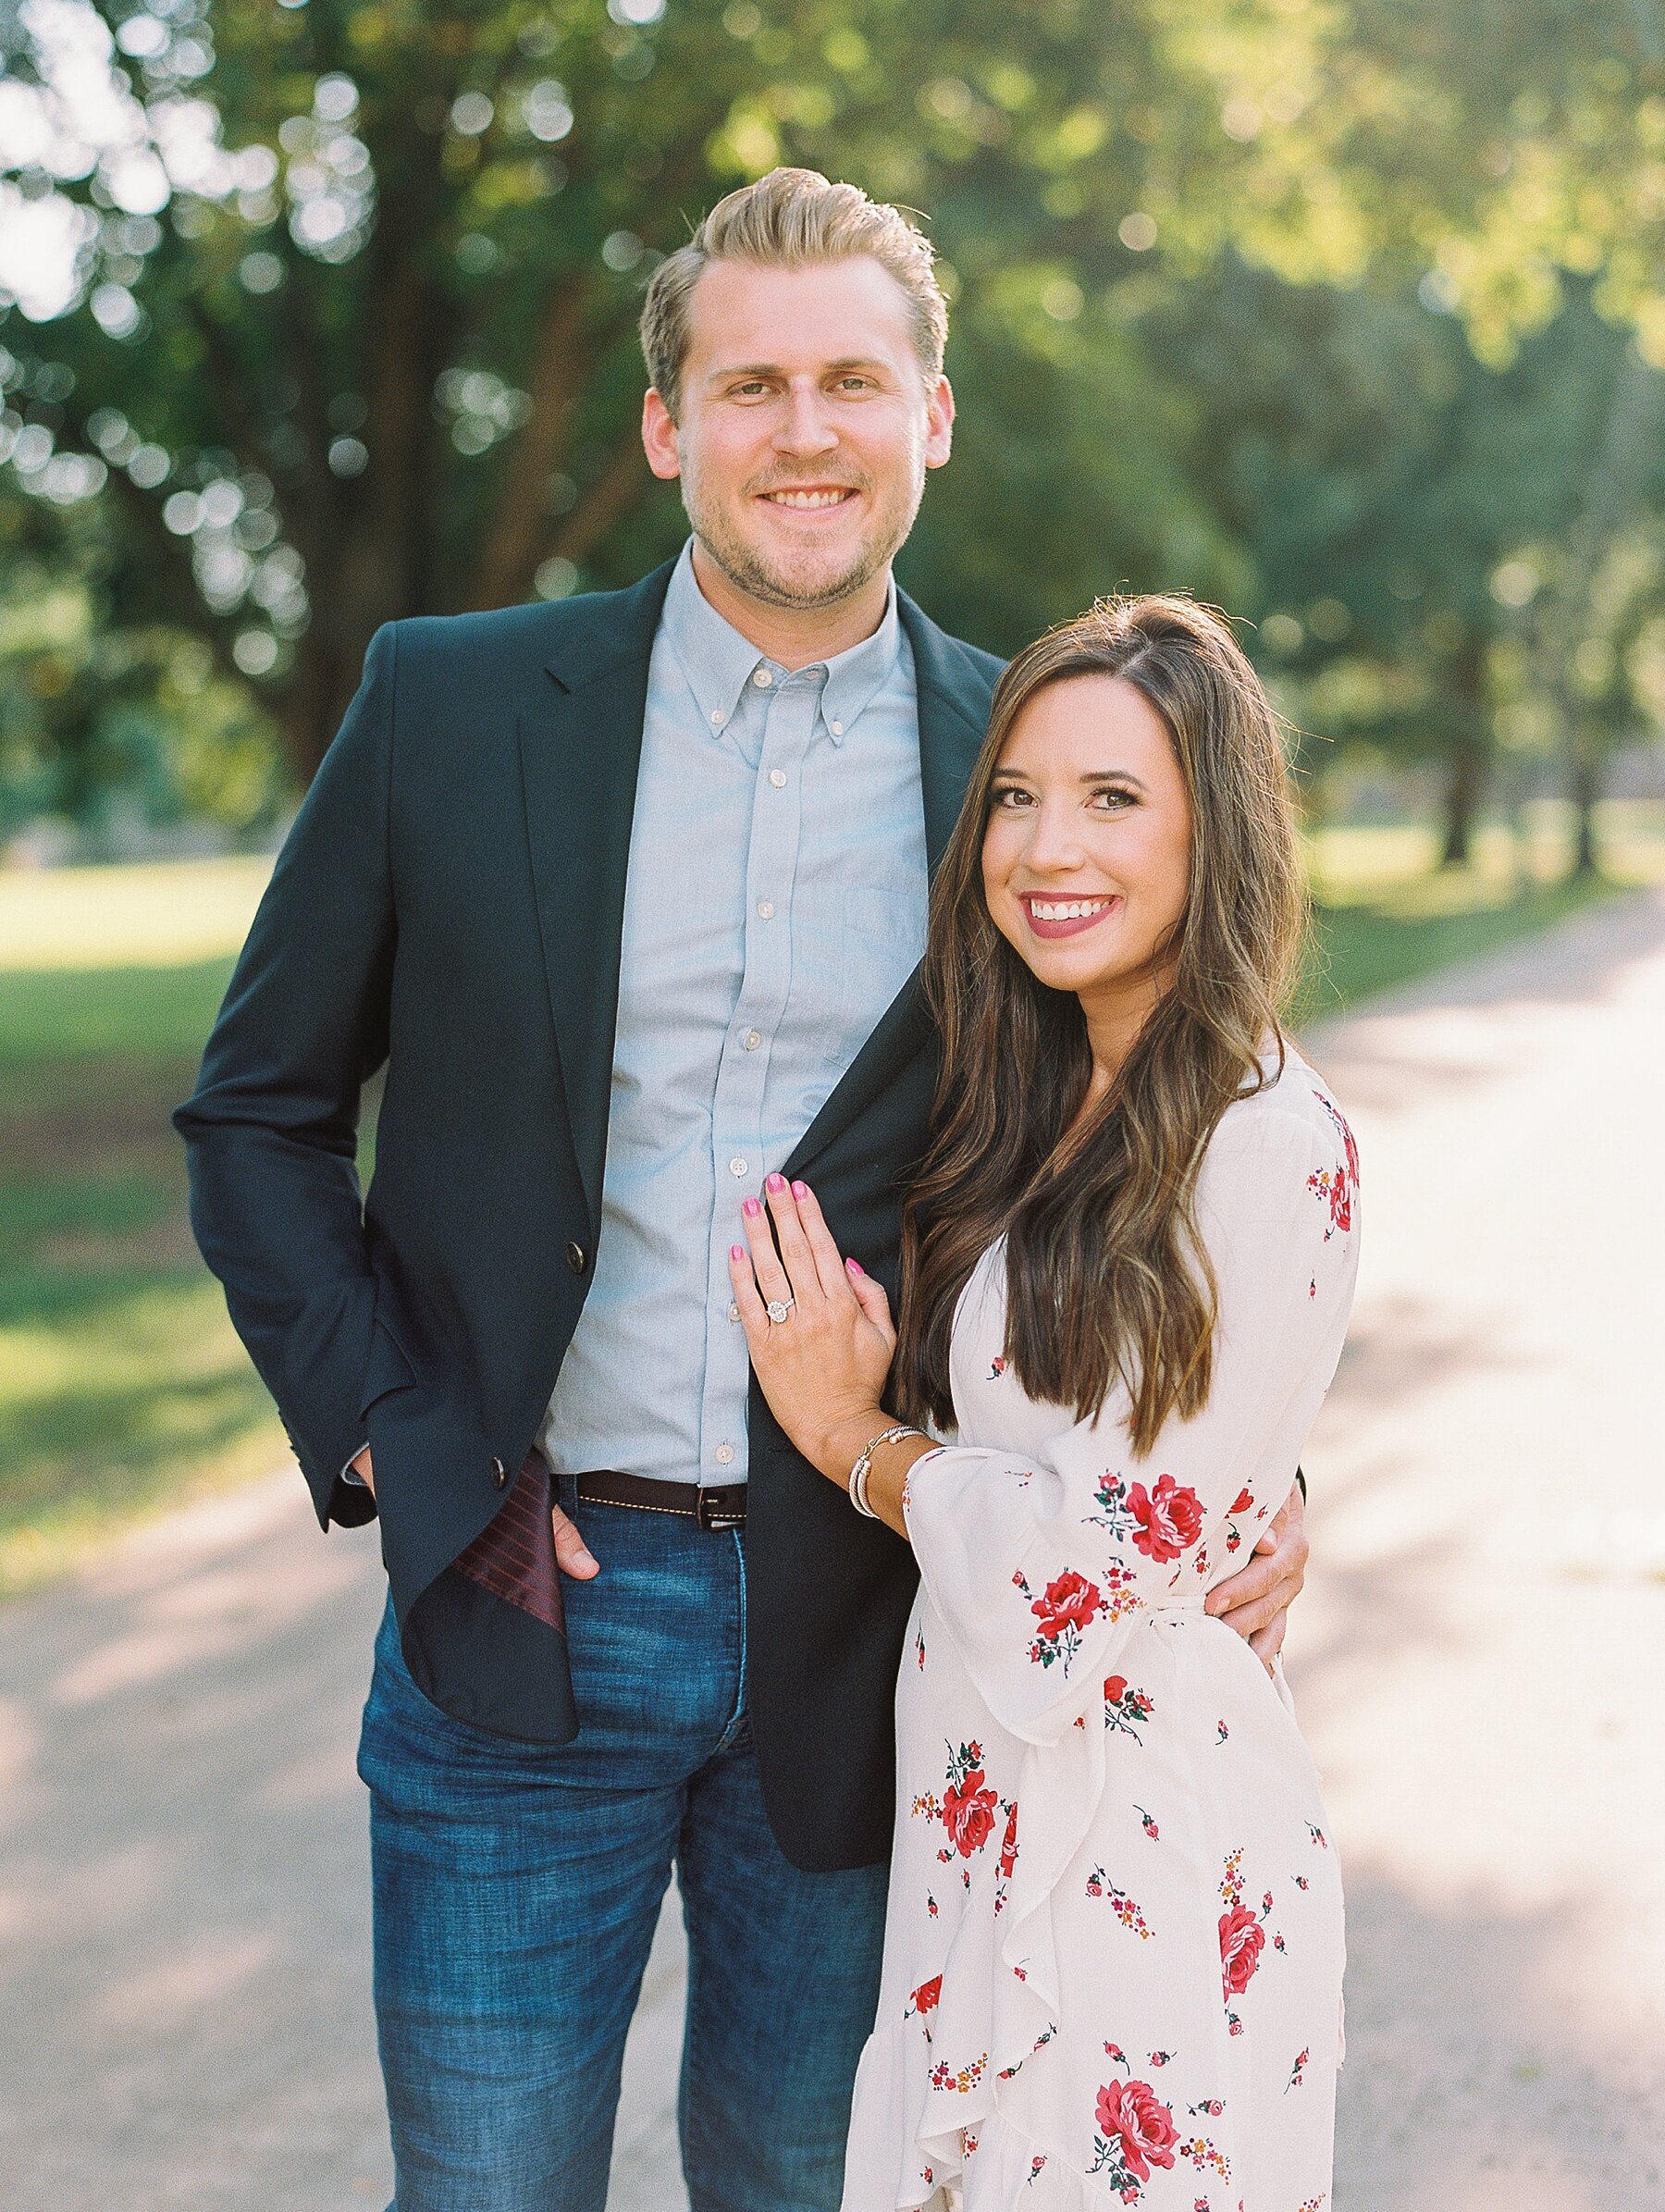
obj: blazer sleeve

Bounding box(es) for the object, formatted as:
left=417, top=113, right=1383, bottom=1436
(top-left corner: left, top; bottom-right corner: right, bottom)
left=172, top=624, right=401, bottom=1528
left=901, top=1100, right=1360, bottom=1747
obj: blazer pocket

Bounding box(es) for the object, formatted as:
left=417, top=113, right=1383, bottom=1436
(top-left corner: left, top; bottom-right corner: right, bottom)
left=358, top=1314, right=418, bottom=1422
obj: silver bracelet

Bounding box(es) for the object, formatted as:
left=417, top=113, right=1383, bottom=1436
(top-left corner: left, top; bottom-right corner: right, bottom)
left=848, top=1423, right=924, bottom=1518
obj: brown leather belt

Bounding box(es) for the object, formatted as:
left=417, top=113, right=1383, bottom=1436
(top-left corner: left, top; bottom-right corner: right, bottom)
left=574, top=1467, right=746, bottom=1531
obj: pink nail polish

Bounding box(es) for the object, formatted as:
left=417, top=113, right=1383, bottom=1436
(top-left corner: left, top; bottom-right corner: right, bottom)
left=846, top=1257, right=864, bottom=1276
left=731, top=1244, right=746, bottom=1261
left=743, top=1196, right=761, bottom=1217
left=766, top=1172, right=786, bottom=1193
left=791, top=1180, right=809, bottom=1200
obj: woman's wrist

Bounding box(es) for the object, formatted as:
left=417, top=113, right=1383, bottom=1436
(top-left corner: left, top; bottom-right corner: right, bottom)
left=858, top=1428, right=938, bottom=1539
left=811, top=1409, right=936, bottom=1539
left=815, top=1407, right=894, bottom=1488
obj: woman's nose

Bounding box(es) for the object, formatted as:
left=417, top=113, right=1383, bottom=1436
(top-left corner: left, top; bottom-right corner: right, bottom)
left=1021, top=803, right=1089, bottom=873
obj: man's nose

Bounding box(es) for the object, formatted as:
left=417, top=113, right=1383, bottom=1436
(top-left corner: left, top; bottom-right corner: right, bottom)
left=772, top=384, right=839, bottom=456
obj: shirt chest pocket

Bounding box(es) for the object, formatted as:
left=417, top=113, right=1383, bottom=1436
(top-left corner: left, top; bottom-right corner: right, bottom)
left=790, top=880, right=927, bottom=1071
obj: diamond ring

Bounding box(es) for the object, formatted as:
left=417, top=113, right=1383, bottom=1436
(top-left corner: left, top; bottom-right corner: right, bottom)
left=765, top=1297, right=795, bottom=1325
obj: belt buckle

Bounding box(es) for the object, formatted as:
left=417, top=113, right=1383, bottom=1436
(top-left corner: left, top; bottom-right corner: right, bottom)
left=696, top=1487, right=743, bottom=1532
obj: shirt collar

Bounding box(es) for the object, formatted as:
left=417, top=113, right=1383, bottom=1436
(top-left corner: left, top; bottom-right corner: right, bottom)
left=660, top=537, right=901, bottom=748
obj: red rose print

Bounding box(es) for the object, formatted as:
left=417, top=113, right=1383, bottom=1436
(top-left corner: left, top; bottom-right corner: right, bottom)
left=1094, top=2078, right=1179, bottom=2183
left=1104, top=1674, right=1128, bottom=1704
left=997, top=1801, right=1019, bottom=1881
left=1032, top=1569, right=1104, bottom=1638
left=1128, top=1474, right=1204, bottom=1563
left=941, top=1767, right=998, bottom=1857
left=1229, top=1488, right=1254, bottom=1516
left=1311, top=1092, right=1360, bottom=1237
left=911, top=1975, right=942, bottom=2016
left=1219, top=1904, right=1265, bottom=1996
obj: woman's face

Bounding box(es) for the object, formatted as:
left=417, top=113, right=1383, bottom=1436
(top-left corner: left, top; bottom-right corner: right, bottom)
left=980, top=673, right=1192, bottom=1029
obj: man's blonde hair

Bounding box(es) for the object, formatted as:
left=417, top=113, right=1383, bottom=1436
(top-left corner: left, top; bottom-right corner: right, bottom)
left=639, top=167, right=948, bottom=419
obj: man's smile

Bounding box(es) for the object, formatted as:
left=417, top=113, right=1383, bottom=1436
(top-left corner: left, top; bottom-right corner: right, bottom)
left=756, top=484, right=862, bottom=513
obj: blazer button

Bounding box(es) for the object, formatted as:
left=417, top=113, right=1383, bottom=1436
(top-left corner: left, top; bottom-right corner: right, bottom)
left=565, top=1240, right=589, bottom=1276
left=490, top=1456, right=508, bottom=1490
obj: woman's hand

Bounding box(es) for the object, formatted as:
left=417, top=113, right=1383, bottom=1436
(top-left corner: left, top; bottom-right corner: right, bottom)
left=728, top=1175, right=898, bottom=1485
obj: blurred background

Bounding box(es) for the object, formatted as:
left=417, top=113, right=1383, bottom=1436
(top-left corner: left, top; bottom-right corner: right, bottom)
left=2, top=0, right=1665, bottom=1586
left=0, top=3, right=1662, bottom=2207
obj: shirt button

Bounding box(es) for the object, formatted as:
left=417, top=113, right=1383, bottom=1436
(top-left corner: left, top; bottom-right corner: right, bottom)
left=743, top=1029, right=761, bottom=1050
left=757, top=899, right=774, bottom=920
left=729, top=1156, right=748, bottom=1177
left=714, top=1443, right=736, bottom=1465
left=769, top=768, right=787, bottom=788
left=752, top=668, right=773, bottom=688
left=831, top=719, right=844, bottom=736
left=709, top=708, right=726, bottom=726
left=728, top=1302, right=741, bottom=1323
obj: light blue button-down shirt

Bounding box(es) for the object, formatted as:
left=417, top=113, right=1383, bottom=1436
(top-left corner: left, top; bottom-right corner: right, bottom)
left=539, top=540, right=930, bottom=1485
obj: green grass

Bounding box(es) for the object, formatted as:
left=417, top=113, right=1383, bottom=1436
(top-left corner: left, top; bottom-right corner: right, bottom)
left=0, top=858, right=294, bottom=1593
left=1296, top=804, right=1665, bottom=1022
left=1, top=817, right=1661, bottom=1595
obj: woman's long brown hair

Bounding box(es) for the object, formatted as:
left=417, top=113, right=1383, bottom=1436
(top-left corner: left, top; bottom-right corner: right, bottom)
left=894, top=595, right=1307, bottom=1454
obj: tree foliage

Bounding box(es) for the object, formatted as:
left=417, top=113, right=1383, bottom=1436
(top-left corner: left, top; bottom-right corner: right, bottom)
left=2, top=0, right=1664, bottom=827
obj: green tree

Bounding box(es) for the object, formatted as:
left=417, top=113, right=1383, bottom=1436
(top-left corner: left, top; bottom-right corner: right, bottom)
left=4, top=0, right=1662, bottom=788
left=1151, top=262, right=1661, bottom=862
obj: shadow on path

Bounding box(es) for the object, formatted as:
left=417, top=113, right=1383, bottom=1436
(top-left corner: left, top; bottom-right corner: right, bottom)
left=0, top=1478, right=391, bottom=2212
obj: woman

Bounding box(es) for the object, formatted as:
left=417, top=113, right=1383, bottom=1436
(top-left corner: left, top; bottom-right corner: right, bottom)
left=729, top=595, right=1358, bottom=2211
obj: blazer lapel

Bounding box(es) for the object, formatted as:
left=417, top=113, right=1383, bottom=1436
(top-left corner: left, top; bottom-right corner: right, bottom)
left=519, top=560, right=676, bottom=1231
left=784, top=595, right=998, bottom=1180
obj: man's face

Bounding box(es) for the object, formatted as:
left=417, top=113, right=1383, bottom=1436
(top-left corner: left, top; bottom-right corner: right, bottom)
left=642, top=254, right=954, bottom=612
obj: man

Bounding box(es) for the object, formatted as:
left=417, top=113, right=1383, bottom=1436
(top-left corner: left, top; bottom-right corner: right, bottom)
left=176, top=168, right=1308, bottom=2212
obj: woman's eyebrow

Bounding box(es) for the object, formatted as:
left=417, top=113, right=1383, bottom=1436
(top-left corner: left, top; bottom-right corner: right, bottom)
left=1080, top=770, right=1149, bottom=792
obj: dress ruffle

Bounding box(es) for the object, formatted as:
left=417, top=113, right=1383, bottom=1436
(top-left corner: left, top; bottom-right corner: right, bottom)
left=843, top=2070, right=1166, bottom=2211
left=844, top=1717, right=1112, bottom=2210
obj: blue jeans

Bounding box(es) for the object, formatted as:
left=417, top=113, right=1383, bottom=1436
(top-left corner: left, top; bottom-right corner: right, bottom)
left=357, top=1469, right=890, bottom=2211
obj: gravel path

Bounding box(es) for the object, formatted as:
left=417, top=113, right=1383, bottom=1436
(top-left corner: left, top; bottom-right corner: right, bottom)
left=2, top=887, right=1659, bottom=2211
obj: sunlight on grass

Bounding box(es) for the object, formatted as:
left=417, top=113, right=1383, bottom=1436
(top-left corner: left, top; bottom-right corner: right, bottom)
left=1296, top=800, right=1665, bottom=1023
left=0, top=1274, right=285, bottom=1596
left=0, top=859, right=290, bottom=1594
left=0, top=855, right=274, bottom=971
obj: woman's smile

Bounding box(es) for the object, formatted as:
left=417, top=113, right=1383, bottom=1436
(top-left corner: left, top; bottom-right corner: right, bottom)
left=1018, top=891, right=1124, bottom=941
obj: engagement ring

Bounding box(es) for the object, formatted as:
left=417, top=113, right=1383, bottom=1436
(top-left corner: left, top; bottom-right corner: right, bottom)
left=766, top=1298, right=795, bottom=1324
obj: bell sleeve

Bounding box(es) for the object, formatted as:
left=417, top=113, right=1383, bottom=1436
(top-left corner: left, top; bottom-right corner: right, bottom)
left=902, top=1094, right=1360, bottom=1747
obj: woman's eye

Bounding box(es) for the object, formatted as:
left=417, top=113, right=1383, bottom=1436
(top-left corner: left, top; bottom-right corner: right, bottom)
left=1092, top=788, right=1136, bottom=810
left=991, top=786, right=1031, bottom=809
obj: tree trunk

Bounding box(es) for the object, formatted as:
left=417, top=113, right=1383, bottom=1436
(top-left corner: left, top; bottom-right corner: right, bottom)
left=1439, top=738, right=1486, bottom=868
left=1439, top=633, right=1489, bottom=868
left=1568, top=746, right=1603, bottom=876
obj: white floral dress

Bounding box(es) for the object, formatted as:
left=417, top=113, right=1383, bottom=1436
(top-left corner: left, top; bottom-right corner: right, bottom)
left=841, top=1052, right=1360, bottom=2212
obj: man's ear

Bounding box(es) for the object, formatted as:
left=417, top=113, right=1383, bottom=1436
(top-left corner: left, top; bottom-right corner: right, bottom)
left=641, top=389, right=683, bottom=481
left=923, top=375, right=955, bottom=471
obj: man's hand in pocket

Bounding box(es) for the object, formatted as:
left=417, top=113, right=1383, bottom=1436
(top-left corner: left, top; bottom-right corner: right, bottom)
left=350, top=1446, right=599, bottom=1577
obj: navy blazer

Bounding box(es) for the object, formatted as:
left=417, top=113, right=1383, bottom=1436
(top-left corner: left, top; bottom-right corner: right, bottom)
left=175, top=557, right=1003, bottom=1872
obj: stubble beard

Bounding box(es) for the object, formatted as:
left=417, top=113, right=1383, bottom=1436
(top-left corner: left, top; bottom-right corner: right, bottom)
left=681, top=446, right=928, bottom=613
